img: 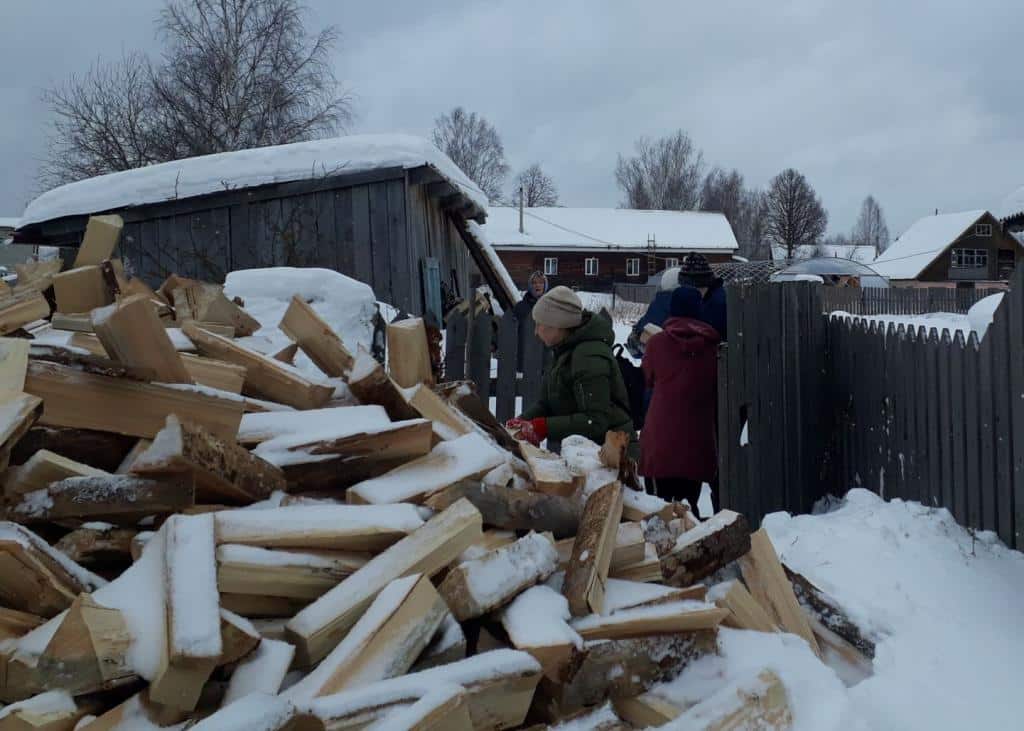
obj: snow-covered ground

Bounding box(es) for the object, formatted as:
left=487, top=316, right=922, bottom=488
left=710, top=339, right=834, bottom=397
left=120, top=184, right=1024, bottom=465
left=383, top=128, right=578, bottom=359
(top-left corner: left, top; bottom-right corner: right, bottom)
left=649, top=488, right=1024, bottom=730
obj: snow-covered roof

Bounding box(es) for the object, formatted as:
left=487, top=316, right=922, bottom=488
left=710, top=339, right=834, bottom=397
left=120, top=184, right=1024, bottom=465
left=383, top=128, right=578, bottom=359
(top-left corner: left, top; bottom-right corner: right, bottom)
left=772, top=245, right=877, bottom=264
left=872, top=210, right=987, bottom=280
left=20, top=134, right=487, bottom=227
left=484, top=207, right=738, bottom=252
left=996, top=185, right=1024, bottom=221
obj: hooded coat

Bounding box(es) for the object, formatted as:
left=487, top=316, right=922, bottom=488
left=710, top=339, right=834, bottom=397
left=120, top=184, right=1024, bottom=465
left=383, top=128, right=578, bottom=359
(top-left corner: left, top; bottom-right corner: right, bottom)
left=700, top=278, right=728, bottom=342
left=639, top=315, right=721, bottom=481
left=521, top=311, right=635, bottom=446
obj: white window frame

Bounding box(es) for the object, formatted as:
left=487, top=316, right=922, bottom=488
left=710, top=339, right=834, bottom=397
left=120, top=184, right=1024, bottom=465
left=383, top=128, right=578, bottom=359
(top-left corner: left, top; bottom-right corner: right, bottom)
left=584, top=257, right=599, bottom=276
left=951, top=248, right=989, bottom=269
left=543, top=257, right=558, bottom=276
left=626, top=258, right=641, bottom=277
left=975, top=223, right=992, bottom=237
left=665, top=257, right=679, bottom=269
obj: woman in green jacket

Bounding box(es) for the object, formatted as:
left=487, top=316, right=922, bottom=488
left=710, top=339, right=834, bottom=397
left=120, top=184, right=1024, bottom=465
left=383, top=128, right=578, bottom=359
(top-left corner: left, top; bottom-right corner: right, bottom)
left=505, top=286, right=636, bottom=452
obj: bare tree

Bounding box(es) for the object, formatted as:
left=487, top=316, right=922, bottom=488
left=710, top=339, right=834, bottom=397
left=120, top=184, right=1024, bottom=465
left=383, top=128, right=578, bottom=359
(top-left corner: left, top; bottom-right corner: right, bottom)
left=700, top=167, right=744, bottom=221
left=763, top=168, right=828, bottom=260
left=41, top=52, right=159, bottom=187
left=735, top=188, right=770, bottom=260
left=513, top=164, right=559, bottom=207
left=850, top=195, right=890, bottom=253
left=615, top=130, right=704, bottom=210
left=432, top=107, right=509, bottom=202
left=41, top=0, right=351, bottom=186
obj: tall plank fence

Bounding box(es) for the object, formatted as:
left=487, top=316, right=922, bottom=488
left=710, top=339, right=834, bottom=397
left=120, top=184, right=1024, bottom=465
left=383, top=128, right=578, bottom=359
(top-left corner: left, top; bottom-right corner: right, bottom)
left=821, top=285, right=1003, bottom=315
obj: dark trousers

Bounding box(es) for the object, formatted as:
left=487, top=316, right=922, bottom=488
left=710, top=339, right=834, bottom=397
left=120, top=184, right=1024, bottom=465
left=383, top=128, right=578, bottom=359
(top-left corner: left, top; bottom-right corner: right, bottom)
left=646, top=477, right=717, bottom=515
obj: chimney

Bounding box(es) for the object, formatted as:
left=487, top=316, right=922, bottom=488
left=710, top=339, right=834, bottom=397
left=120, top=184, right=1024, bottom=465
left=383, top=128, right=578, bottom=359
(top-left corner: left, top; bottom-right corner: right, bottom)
left=519, top=185, right=524, bottom=234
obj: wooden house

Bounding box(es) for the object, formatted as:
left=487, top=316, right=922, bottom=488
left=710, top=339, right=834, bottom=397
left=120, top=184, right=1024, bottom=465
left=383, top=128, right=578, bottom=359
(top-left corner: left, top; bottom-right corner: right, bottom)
left=484, top=206, right=738, bottom=292
left=871, top=210, right=1023, bottom=287
left=997, top=184, right=1024, bottom=240
left=12, top=135, right=517, bottom=319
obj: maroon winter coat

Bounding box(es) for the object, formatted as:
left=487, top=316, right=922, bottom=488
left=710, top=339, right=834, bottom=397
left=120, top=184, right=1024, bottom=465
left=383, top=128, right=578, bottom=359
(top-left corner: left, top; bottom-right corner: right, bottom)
left=639, top=316, right=721, bottom=480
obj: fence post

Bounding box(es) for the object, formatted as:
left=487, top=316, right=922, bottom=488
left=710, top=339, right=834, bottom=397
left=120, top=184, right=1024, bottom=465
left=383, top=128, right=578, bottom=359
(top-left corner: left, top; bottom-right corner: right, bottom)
left=468, top=310, right=492, bottom=405
left=519, top=310, right=546, bottom=411
left=445, top=308, right=467, bottom=382
left=495, top=310, right=519, bottom=423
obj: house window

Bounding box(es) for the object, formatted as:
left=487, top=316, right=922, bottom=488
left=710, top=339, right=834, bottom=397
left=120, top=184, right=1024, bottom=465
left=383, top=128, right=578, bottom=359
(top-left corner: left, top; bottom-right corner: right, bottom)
left=585, top=258, right=599, bottom=276
left=665, top=257, right=679, bottom=269
left=951, top=248, right=988, bottom=269
left=544, top=257, right=558, bottom=276
left=626, top=258, right=641, bottom=277
left=975, top=223, right=992, bottom=237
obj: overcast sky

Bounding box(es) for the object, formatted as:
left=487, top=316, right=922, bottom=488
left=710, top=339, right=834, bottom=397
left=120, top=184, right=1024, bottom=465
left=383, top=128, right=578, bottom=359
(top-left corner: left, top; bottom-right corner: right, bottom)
left=2, top=0, right=1022, bottom=238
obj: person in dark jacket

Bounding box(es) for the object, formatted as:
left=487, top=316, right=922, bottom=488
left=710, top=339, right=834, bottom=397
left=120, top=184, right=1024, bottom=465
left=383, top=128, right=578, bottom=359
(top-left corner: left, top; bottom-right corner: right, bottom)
left=640, top=285, right=721, bottom=510
left=627, top=266, right=681, bottom=358
left=678, top=253, right=727, bottom=341
left=512, top=271, right=549, bottom=369
left=505, top=286, right=635, bottom=452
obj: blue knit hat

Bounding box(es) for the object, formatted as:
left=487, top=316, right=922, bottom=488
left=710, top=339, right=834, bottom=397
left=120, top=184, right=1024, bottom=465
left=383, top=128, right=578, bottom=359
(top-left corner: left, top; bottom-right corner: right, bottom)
left=670, top=285, right=703, bottom=319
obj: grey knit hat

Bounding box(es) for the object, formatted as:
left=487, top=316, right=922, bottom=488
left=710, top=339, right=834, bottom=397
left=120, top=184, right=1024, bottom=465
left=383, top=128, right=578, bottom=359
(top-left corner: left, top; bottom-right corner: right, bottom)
left=532, top=286, right=584, bottom=329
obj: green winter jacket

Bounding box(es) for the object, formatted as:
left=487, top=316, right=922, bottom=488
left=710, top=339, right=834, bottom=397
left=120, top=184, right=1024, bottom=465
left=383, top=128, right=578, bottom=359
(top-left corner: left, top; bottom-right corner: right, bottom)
left=522, top=311, right=636, bottom=446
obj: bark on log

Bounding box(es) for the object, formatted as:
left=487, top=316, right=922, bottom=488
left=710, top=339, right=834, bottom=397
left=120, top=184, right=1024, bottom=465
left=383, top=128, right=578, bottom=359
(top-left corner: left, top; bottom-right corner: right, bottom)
left=424, top=481, right=581, bottom=539
left=660, top=510, right=751, bottom=587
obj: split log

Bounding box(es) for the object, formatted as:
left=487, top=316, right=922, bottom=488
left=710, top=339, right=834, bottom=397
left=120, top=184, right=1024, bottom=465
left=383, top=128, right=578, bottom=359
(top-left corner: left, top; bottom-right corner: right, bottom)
left=91, top=294, right=191, bottom=383
left=610, top=542, right=665, bottom=583
left=48, top=313, right=92, bottom=334
left=0, top=294, right=51, bottom=337
left=272, top=341, right=300, bottom=364
left=114, top=439, right=151, bottom=474
left=0, top=607, right=44, bottom=642
left=603, top=578, right=707, bottom=613
left=555, top=522, right=645, bottom=573
left=67, top=332, right=107, bottom=357
left=279, top=295, right=353, bottom=376
left=149, top=513, right=222, bottom=711
left=439, top=532, right=559, bottom=621
left=0, top=393, right=43, bottom=468
left=373, top=685, right=471, bottom=731
left=386, top=318, right=433, bottom=388
left=285, top=499, right=482, bottom=667
left=519, top=443, right=579, bottom=497
left=9, top=474, right=195, bottom=526
left=222, top=638, right=296, bottom=705
left=9, top=427, right=136, bottom=474
left=0, top=691, right=87, bottom=730
left=75, top=690, right=189, bottom=730
left=0, top=522, right=102, bottom=617
left=570, top=601, right=728, bottom=642
left=179, top=354, right=247, bottom=394
left=740, top=529, right=821, bottom=657
left=189, top=693, right=322, bottom=731
left=405, top=384, right=473, bottom=440
left=544, top=632, right=717, bottom=716
left=410, top=612, right=466, bottom=672
left=436, top=381, right=521, bottom=453
left=709, top=579, right=777, bottom=633
left=73, top=215, right=123, bottom=268
left=24, top=360, right=244, bottom=440
left=660, top=510, right=751, bottom=587
left=53, top=525, right=136, bottom=570
left=562, top=481, right=623, bottom=617
left=216, top=544, right=366, bottom=600
left=668, top=669, right=792, bottom=730
left=212, top=503, right=424, bottom=551
left=500, top=585, right=581, bottom=683
left=347, top=350, right=421, bottom=422
left=4, top=449, right=109, bottom=499
left=220, top=593, right=308, bottom=619
left=613, top=692, right=682, bottom=727
left=621, top=487, right=669, bottom=522
left=130, top=415, right=284, bottom=503
left=171, top=283, right=260, bottom=337
left=424, top=481, right=581, bottom=539
left=305, top=650, right=542, bottom=731
left=52, top=266, right=113, bottom=315
left=346, top=432, right=505, bottom=505
left=783, top=565, right=875, bottom=659
left=285, top=573, right=447, bottom=699
left=0, top=338, right=29, bottom=394
left=181, top=322, right=332, bottom=410
left=238, top=404, right=390, bottom=446
left=14, top=259, right=62, bottom=292
left=218, top=608, right=262, bottom=666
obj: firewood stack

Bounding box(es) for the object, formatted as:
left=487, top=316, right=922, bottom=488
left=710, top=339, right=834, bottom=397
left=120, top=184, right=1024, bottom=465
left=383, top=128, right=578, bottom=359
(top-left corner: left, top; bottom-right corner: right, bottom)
left=0, top=216, right=873, bottom=730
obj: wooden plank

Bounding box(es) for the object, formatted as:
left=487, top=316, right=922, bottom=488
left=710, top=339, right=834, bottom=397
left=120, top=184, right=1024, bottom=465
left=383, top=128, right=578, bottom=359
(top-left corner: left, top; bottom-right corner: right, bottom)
left=659, top=510, right=752, bottom=587
left=987, top=301, right=1015, bottom=546
left=613, top=692, right=682, bottom=727
left=285, top=499, right=482, bottom=666
left=216, top=544, right=366, bottom=599
left=949, top=331, right=969, bottom=525
left=425, top=481, right=581, bottom=539
left=570, top=601, right=728, bottom=641
left=709, top=579, right=777, bottom=633
left=52, top=266, right=112, bottom=314
left=439, top=532, right=559, bottom=621
left=467, top=310, right=492, bottom=401
left=9, top=474, right=195, bottom=525
left=388, top=318, right=434, bottom=388
left=0, top=393, right=43, bottom=467
left=0, top=338, right=29, bottom=395
left=130, top=414, right=284, bottom=503
left=964, top=335, right=983, bottom=529
left=739, top=529, right=821, bottom=657
left=182, top=321, right=333, bottom=410
left=92, top=294, right=191, bottom=383
left=445, top=309, right=467, bottom=382
left=1008, top=270, right=1024, bottom=550
left=4, top=449, right=109, bottom=499
left=495, top=310, right=519, bottom=424
left=180, top=354, right=247, bottom=394
left=25, top=360, right=243, bottom=440
left=369, top=182, right=393, bottom=307
left=74, top=214, right=124, bottom=268
left=279, top=295, right=354, bottom=377
left=286, top=573, right=447, bottom=699
left=406, top=384, right=473, bottom=440
left=562, top=481, right=623, bottom=616
left=0, top=293, right=50, bottom=335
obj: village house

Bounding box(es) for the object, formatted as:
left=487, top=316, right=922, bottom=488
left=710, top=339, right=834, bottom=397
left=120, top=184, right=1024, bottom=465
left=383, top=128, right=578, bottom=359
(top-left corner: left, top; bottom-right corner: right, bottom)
left=11, top=135, right=518, bottom=321
left=771, top=243, right=878, bottom=264
left=484, top=206, right=738, bottom=292
left=997, top=184, right=1024, bottom=240
left=871, top=209, right=1023, bottom=287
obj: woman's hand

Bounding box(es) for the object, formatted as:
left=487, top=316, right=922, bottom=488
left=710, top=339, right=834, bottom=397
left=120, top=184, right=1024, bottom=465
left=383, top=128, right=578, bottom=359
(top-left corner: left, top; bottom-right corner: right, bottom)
left=504, top=417, right=548, bottom=447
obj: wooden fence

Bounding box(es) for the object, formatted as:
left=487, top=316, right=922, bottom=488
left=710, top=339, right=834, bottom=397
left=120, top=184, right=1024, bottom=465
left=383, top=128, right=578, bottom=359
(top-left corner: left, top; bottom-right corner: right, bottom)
left=821, top=285, right=1003, bottom=315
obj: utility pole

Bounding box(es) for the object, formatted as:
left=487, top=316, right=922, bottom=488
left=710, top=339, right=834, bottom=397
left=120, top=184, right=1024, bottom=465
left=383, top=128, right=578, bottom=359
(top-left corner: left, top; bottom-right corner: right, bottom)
left=519, top=185, right=524, bottom=234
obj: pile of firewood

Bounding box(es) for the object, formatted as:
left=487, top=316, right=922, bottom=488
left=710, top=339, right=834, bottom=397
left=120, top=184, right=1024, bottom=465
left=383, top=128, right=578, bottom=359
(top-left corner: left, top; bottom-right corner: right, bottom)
left=0, top=216, right=875, bottom=730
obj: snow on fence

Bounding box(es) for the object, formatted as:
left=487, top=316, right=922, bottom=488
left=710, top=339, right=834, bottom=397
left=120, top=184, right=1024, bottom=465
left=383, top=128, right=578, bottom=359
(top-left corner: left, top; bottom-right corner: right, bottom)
left=720, top=270, right=1024, bottom=549
left=821, top=285, right=1003, bottom=316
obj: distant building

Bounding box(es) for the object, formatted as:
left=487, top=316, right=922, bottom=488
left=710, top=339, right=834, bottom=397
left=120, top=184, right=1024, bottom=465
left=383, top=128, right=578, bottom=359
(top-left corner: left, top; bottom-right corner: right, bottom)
left=996, top=184, right=1024, bottom=240
left=485, top=206, right=738, bottom=291
left=0, top=218, right=17, bottom=242
left=771, top=244, right=878, bottom=264
left=871, top=210, right=1023, bottom=286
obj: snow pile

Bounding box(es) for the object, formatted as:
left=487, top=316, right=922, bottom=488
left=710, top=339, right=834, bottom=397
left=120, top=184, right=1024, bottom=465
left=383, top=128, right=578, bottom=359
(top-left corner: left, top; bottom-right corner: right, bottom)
left=225, top=267, right=377, bottom=378
left=22, top=133, right=487, bottom=225
left=966, top=292, right=1004, bottom=335
left=501, top=585, right=582, bottom=650
left=832, top=292, right=1005, bottom=341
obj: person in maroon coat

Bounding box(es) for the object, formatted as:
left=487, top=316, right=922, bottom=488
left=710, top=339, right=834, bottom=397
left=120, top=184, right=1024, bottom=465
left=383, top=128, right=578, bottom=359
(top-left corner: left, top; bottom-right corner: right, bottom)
left=640, top=285, right=721, bottom=510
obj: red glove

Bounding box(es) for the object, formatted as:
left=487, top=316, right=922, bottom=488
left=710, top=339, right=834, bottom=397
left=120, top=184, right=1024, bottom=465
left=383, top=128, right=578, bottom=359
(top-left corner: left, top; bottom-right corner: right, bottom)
left=505, top=417, right=548, bottom=446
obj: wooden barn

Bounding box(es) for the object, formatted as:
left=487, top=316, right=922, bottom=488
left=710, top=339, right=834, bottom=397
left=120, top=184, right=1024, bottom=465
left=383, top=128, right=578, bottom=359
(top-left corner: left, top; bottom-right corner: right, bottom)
left=12, top=135, right=517, bottom=320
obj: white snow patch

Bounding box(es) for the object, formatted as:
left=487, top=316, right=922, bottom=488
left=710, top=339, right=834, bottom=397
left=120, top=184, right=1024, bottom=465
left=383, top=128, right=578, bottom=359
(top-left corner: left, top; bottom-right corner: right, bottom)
left=501, top=585, right=583, bottom=650
left=222, top=638, right=296, bottom=705
left=164, top=513, right=222, bottom=658
left=214, top=504, right=424, bottom=547
left=457, top=532, right=559, bottom=608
